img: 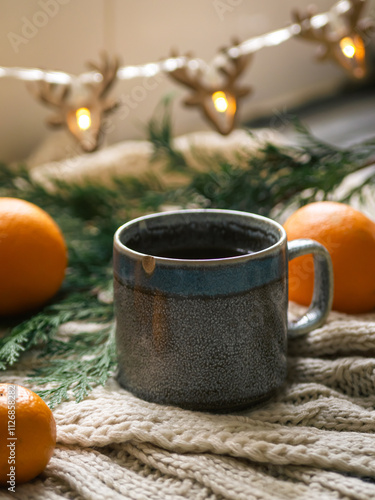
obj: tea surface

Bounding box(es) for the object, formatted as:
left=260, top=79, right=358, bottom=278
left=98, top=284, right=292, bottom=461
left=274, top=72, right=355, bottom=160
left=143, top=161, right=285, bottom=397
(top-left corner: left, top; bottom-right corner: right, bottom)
left=152, top=246, right=253, bottom=259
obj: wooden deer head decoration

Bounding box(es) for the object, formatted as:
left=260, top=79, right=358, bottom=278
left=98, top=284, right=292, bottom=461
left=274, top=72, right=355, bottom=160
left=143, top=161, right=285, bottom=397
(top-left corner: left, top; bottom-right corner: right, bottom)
left=292, top=0, right=374, bottom=79
left=168, top=43, right=253, bottom=135
left=28, top=53, right=119, bottom=152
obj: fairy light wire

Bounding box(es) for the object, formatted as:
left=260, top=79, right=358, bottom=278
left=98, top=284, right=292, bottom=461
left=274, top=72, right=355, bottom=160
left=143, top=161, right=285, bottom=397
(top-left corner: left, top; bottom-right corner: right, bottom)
left=0, top=0, right=355, bottom=86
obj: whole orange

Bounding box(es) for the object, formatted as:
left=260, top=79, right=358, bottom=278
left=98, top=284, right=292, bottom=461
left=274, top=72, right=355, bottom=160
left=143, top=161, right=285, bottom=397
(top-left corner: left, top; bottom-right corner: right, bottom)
left=0, top=383, right=56, bottom=486
left=284, top=201, right=375, bottom=314
left=0, top=197, right=67, bottom=316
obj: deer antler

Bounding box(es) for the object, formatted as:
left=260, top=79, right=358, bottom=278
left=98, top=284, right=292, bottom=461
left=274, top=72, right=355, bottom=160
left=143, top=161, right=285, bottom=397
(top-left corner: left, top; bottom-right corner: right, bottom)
left=86, top=52, right=120, bottom=99
left=167, top=50, right=208, bottom=94
left=169, top=45, right=252, bottom=102
left=218, top=38, right=253, bottom=96
left=292, top=6, right=337, bottom=60
left=349, top=0, right=374, bottom=37
left=218, top=55, right=252, bottom=89
left=349, top=0, right=369, bottom=29
left=27, top=80, right=70, bottom=126
left=27, top=80, right=70, bottom=107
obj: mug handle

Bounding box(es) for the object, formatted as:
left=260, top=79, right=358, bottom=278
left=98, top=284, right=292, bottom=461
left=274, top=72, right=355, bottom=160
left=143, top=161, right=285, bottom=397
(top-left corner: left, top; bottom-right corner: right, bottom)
left=287, top=239, right=333, bottom=338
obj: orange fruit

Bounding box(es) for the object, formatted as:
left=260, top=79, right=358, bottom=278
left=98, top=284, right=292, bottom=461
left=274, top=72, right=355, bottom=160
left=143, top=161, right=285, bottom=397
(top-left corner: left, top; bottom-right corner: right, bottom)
left=0, top=383, right=56, bottom=486
left=284, top=201, right=375, bottom=314
left=0, top=197, right=67, bottom=316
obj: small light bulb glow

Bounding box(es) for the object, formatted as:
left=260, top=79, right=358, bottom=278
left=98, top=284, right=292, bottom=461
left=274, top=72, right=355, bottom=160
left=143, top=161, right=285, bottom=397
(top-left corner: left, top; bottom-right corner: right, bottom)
left=76, top=107, right=91, bottom=130
left=212, top=91, right=229, bottom=113
left=340, top=37, right=356, bottom=59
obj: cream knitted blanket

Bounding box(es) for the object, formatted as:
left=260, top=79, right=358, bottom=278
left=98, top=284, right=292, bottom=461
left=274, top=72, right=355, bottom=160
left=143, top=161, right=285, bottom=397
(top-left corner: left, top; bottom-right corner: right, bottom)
left=2, top=132, right=375, bottom=499
left=2, top=304, right=375, bottom=500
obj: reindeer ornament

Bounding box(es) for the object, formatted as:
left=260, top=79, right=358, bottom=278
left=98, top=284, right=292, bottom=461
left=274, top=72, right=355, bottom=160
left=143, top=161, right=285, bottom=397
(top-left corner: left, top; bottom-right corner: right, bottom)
left=168, top=45, right=253, bottom=135
left=293, top=0, right=373, bottom=79
left=28, top=54, right=119, bottom=152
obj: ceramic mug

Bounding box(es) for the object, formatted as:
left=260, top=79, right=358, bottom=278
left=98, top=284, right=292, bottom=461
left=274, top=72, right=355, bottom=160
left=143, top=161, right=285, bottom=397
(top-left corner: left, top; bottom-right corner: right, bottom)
left=113, top=209, right=333, bottom=412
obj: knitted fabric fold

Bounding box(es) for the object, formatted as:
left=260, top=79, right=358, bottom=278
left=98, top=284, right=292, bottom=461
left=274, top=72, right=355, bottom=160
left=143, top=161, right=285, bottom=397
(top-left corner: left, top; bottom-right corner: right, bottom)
left=2, top=305, right=375, bottom=499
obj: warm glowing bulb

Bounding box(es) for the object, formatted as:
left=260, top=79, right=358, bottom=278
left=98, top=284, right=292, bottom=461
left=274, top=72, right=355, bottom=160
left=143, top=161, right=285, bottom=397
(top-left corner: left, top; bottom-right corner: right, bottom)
left=212, top=91, right=229, bottom=113
left=340, top=37, right=356, bottom=59
left=76, top=107, right=91, bottom=130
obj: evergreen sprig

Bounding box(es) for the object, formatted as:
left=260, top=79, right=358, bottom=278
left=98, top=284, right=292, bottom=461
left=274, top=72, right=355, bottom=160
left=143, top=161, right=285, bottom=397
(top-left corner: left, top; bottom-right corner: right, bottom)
left=146, top=114, right=375, bottom=216
left=147, top=95, right=190, bottom=172
left=0, top=294, right=114, bottom=403
left=31, top=323, right=116, bottom=408
left=0, top=100, right=374, bottom=407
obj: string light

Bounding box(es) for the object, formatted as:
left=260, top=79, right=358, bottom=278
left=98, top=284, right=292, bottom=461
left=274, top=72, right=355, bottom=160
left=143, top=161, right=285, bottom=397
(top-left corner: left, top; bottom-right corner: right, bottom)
left=0, top=0, right=372, bottom=147
left=340, top=37, right=357, bottom=58
left=76, top=108, right=92, bottom=131
left=208, top=91, right=238, bottom=134
left=212, top=92, right=229, bottom=113
left=0, top=1, right=365, bottom=87
left=338, top=34, right=366, bottom=77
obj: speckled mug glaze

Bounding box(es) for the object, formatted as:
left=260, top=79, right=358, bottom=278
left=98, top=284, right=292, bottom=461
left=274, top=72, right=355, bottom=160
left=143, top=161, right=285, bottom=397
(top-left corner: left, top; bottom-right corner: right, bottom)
left=114, top=209, right=333, bottom=412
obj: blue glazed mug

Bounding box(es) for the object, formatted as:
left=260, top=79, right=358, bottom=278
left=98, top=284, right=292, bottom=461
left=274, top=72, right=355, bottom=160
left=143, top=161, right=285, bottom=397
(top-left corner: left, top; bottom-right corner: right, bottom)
left=113, top=209, right=333, bottom=412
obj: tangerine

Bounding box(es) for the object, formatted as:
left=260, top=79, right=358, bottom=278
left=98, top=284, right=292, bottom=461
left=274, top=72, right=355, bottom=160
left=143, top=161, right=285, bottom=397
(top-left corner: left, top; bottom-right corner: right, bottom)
left=0, top=197, right=67, bottom=316
left=0, top=383, right=56, bottom=485
left=284, top=201, right=375, bottom=314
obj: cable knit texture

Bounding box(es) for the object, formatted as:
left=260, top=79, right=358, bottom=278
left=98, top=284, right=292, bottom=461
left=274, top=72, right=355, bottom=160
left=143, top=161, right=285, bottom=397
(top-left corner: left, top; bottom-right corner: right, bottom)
left=2, top=303, right=375, bottom=499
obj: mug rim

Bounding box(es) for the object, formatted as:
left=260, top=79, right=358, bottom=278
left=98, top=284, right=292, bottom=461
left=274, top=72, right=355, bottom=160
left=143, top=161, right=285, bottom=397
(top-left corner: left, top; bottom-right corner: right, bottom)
left=114, top=208, right=286, bottom=266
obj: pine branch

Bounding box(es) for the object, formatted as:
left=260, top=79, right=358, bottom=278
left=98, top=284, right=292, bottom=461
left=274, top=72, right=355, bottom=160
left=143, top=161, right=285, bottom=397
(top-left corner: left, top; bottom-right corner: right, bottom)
left=31, top=324, right=116, bottom=408
left=0, top=294, right=113, bottom=371
left=145, top=104, right=375, bottom=216
left=181, top=132, right=375, bottom=216
left=147, top=95, right=190, bottom=171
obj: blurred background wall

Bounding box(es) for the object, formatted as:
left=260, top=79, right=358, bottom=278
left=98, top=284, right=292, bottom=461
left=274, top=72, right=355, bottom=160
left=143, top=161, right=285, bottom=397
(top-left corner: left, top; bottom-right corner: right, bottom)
left=0, top=0, right=374, bottom=163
